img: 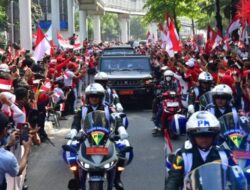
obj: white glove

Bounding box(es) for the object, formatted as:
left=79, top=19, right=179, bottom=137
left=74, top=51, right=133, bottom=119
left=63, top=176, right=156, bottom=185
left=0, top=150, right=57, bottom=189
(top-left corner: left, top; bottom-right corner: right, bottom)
left=116, top=103, right=124, bottom=112
left=188, top=105, right=195, bottom=114
left=111, top=112, right=122, bottom=120
left=118, top=126, right=128, bottom=140
left=69, top=129, right=78, bottom=139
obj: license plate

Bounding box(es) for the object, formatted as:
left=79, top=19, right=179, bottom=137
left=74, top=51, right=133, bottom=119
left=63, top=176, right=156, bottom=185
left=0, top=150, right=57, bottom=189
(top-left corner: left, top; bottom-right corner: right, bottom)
left=167, top=102, right=179, bottom=107
left=86, top=147, right=109, bottom=155
left=119, top=90, right=134, bottom=95
left=233, top=151, right=250, bottom=159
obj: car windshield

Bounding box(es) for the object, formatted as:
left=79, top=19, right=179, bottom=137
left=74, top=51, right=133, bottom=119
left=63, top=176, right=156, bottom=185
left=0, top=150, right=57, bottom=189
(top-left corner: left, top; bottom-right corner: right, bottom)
left=100, top=57, right=151, bottom=72
left=103, top=49, right=134, bottom=55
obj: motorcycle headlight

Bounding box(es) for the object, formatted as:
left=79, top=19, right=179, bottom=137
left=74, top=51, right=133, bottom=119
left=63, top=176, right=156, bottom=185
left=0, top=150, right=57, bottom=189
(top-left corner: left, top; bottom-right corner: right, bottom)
left=104, top=161, right=115, bottom=169
left=245, top=167, right=250, bottom=173
left=79, top=161, right=90, bottom=169
left=84, top=163, right=90, bottom=169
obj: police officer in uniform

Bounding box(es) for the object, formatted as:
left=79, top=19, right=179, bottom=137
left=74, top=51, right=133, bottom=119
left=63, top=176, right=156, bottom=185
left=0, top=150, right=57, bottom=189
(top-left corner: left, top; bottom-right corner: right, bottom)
left=165, top=111, right=237, bottom=190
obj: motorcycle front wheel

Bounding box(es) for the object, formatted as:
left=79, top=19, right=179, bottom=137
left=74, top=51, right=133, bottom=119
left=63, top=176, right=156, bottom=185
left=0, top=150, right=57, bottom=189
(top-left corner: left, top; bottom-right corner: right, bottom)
left=89, top=181, right=103, bottom=190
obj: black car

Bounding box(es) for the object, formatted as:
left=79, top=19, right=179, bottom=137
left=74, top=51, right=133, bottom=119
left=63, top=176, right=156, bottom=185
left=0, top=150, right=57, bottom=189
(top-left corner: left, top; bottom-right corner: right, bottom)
left=98, top=55, right=154, bottom=106
left=102, top=46, right=135, bottom=56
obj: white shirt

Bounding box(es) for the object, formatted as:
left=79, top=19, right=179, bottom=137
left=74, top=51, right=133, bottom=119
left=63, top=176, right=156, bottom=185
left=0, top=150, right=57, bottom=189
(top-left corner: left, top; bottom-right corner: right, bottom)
left=63, top=69, right=75, bottom=87
left=198, top=147, right=212, bottom=161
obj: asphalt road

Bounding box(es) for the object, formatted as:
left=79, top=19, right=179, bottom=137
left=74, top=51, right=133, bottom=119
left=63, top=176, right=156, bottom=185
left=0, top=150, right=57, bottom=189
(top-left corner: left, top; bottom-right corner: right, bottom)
left=27, top=108, right=185, bottom=190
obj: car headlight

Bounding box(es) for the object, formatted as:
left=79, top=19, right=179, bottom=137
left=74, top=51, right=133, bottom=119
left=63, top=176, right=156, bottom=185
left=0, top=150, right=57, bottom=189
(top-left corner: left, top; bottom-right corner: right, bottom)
left=144, top=79, right=153, bottom=85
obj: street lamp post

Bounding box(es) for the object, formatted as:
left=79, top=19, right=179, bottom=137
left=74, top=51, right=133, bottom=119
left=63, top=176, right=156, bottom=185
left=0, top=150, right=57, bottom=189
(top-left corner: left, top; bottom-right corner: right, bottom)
left=10, top=0, right=14, bottom=44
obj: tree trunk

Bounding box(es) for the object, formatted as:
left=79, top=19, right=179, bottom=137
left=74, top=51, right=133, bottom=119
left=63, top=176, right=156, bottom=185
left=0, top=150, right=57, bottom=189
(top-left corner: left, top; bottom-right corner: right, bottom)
left=215, top=0, right=223, bottom=33
left=173, top=2, right=179, bottom=34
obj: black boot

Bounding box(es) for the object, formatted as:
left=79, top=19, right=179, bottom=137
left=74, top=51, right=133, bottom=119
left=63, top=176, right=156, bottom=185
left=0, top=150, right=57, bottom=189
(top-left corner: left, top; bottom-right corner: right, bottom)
left=114, top=171, right=124, bottom=190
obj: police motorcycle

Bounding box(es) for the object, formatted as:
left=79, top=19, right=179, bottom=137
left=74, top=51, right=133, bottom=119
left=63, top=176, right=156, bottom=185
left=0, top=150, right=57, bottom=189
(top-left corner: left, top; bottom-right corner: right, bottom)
left=172, top=91, right=213, bottom=140
left=62, top=110, right=133, bottom=190
left=198, top=91, right=213, bottom=111
left=160, top=91, right=186, bottom=139
left=183, top=162, right=247, bottom=190
left=218, top=112, right=250, bottom=186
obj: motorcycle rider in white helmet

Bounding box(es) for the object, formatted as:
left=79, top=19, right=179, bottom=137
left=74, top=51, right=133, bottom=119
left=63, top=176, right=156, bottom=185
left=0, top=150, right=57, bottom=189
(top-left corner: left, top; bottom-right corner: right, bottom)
left=152, top=69, right=181, bottom=135
left=94, top=72, right=124, bottom=112
left=188, top=71, right=214, bottom=113
left=68, top=83, right=132, bottom=190
left=165, top=111, right=237, bottom=190
left=207, top=84, right=238, bottom=118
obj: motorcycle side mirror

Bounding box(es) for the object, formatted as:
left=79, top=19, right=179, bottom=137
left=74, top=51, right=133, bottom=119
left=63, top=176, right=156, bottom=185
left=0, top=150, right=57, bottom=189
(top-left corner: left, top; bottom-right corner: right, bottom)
left=62, top=145, right=78, bottom=154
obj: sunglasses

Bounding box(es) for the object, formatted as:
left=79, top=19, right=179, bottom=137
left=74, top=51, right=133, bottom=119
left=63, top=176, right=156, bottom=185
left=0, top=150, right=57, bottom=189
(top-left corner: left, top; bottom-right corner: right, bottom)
left=214, top=95, right=228, bottom=100
left=193, top=133, right=215, bottom=138
left=89, top=95, right=101, bottom=99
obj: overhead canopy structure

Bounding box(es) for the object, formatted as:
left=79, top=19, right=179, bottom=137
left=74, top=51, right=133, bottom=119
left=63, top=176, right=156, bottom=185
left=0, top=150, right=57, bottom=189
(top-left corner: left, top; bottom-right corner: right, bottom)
left=77, top=0, right=147, bottom=15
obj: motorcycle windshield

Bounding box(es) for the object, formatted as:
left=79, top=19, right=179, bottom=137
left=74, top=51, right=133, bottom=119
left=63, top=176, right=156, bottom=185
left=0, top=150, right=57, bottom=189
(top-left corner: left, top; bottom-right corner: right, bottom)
left=83, top=110, right=109, bottom=133
left=199, top=91, right=213, bottom=110
left=218, top=113, right=250, bottom=152
left=184, top=163, right=247, bottom=190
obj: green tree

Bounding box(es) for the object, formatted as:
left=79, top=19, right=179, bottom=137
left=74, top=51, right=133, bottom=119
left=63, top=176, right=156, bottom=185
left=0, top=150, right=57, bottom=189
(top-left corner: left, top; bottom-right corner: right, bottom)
left=88, top=16, right=93, bottom=41
left=130, top=16, right=147, bottom=40
left=31, top=1, right=43, bottom=28
left=101, top=13, right=120, bottom=41
left=144, top=0, right=232, bottom=31
left=0, top=0, right=8, bottom=30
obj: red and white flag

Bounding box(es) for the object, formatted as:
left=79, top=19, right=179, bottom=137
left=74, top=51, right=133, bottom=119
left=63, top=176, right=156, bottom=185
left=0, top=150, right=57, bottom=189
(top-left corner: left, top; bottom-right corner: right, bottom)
left=227, top=18, right=241, bottom=35
left=212, top=30, right=223, bottom=49
left=33, top=27, right=51, bottom=62
left=205, top=25, right=220, bottom=53
left=57, top=32, right=71, bottom=49
left=159, top=23, right=168, bottom=49
left=165, top=19, right=181, bottom=57
left=0, top=79, right=12, bottom=90
left=40, top=80, right=52, bottom=92
left=57, top=32, right=82, bottom=50
left=45, top=24, right=56, bottom=55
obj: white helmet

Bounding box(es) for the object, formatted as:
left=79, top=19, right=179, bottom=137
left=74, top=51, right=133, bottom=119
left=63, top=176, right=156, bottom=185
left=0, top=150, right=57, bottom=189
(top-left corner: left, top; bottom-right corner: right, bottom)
left=85, top=83, right=105, bottom=98
left=163, top=70, right=174, bottom=77
left=186, top=111, right=220, bottom=137
left=198, top=71, right=213, bottom=82
left=164, top=70, right=174, bottom=82
left=160, top=66, right=169, bottom=72
left=94, top=72, right=108, bottom=81
left=211, top=84, right=233, bottom=100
